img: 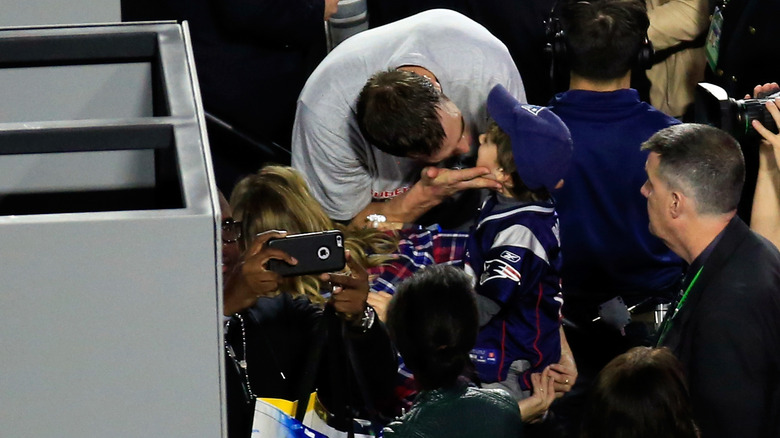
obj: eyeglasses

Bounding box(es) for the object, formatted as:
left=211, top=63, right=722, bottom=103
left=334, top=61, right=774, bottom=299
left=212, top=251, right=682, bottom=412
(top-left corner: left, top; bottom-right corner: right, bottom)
left=222, top=219, right=242, bottom=244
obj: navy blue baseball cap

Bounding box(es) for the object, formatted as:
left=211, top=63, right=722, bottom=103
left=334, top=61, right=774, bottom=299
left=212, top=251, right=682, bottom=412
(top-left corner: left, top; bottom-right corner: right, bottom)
left=487, top=84, right=573, bottom=191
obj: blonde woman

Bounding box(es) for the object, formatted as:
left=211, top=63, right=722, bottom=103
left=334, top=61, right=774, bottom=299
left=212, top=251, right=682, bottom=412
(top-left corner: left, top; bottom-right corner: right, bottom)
left=230, top=165, right=472, bottom=413
left=229, top=165, right=399, bottom=306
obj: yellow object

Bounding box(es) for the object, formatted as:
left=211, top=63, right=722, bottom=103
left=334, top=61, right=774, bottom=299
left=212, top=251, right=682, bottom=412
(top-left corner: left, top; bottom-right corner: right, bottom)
left=258, top=392, right=317, bottom=416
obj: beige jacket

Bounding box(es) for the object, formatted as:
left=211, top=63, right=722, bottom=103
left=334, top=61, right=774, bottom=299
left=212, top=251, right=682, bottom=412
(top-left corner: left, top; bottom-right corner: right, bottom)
left=646, top=0, right=710, bottom=118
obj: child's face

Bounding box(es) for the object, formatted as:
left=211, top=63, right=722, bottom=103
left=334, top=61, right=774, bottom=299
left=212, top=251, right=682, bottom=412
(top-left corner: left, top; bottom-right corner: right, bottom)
left=476, top=133, right=503, bottom=181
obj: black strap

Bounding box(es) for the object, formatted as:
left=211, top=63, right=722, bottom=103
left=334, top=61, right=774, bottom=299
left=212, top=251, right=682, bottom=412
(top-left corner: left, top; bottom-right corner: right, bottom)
left=342, top=317, right=379, bottom=421
left=651, top=31, right=708, bottom=65
left=297, top=307, right=383, bottom=434
left=294, top=315, right=327, bottom=421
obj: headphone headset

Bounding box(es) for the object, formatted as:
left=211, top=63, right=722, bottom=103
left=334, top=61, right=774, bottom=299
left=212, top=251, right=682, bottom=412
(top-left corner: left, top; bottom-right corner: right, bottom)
left=637, top=38, right=655, bottom=70
left=543, top=4, right=565, bottom=65
left=544, top=0, right=654, bottom=92
left=544, top=2, right=569, bottom=93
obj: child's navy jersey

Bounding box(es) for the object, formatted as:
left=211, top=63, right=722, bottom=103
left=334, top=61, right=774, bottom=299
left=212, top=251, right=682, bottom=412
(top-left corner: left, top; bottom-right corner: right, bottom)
left=466, top=193, right=563, bottom=390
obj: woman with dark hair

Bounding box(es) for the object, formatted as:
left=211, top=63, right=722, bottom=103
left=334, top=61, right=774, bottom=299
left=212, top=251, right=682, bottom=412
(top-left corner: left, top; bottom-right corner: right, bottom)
left=383, top=265, right=527, bottom=437
left=580, top=346, right=699, bottom=438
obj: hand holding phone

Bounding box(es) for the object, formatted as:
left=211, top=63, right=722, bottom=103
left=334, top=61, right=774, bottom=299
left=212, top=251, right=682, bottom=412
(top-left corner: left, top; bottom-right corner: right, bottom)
left=266, top=230, right=346, bottom=277
left=320, top=250, right=369, bottom=316
left=224, top=230, right=293, bottom=315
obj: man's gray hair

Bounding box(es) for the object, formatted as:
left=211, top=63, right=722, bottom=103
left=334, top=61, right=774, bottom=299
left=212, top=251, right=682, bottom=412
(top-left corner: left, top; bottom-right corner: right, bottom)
left=641, top=123, right=745, bottom=215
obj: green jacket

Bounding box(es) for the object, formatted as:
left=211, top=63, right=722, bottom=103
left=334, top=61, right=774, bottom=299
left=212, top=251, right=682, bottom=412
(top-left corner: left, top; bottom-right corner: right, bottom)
left=383, top=381, right=524, bottom=438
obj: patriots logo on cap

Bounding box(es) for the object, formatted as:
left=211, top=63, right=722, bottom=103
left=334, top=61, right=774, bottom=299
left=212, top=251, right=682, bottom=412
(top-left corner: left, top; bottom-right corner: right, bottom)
left=480, top=259, right=522, bottom=285
left=520, top=104, right=545, bottom=116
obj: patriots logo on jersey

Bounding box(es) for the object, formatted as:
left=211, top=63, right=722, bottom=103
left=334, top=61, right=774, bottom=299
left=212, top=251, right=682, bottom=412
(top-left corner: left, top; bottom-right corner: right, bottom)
left=480, top=258, right=522, bottom=285
left=500, top=250, right=521, bottom=263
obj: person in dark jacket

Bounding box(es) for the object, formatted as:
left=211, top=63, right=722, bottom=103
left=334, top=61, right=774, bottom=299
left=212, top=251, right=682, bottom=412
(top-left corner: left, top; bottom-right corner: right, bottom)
left=643, top=123, right=780, bottom=438
left=382, top=265, right=534, bottom=437
left=697, top=0, right=780, bottom=223
left=219, top=193, right=397, bottom=438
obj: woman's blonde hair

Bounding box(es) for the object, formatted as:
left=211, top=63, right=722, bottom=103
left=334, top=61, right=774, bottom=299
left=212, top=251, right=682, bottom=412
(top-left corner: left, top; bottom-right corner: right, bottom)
left=230, top=165, right=396, bottom=305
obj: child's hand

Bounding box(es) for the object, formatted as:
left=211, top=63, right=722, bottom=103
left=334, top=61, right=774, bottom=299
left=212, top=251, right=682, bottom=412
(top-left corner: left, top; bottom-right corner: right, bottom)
left=367, top=291, right=393, bottom=322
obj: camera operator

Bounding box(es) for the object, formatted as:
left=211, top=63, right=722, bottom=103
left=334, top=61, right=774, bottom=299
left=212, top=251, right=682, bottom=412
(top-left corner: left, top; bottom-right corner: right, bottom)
left=702, top=0, right=780, bottom=101
left=700, top=0, right=780, bottom=222
left=749, top=82, right=780, bottom=249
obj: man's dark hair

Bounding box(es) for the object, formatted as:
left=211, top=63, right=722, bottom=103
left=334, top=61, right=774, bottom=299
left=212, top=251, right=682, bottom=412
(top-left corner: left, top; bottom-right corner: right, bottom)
left=356, top=69, right=446, bottom=158
left=386, top=265, right=478, bottom=391
left=559, top=0, right=649, bottom=80
left=641, top=123, right=745, bottom=215
left=581, top=347, right=699, bottom=438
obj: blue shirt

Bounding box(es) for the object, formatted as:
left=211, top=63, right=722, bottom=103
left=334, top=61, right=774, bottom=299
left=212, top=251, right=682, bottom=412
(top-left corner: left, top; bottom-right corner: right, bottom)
left=549, top=89, right=684, bottom=301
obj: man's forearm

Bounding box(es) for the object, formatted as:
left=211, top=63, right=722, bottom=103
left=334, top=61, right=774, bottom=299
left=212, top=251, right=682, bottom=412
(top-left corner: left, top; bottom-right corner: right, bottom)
left=751, top=158, right=780, bottom=248
left=348, top=182, right=442, bottom=227
left=348, top=166, right=499, bottom=227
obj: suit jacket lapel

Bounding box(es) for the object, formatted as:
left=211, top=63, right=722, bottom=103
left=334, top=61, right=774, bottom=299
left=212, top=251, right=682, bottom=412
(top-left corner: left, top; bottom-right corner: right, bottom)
left=666, top=217, right=749, bottom=358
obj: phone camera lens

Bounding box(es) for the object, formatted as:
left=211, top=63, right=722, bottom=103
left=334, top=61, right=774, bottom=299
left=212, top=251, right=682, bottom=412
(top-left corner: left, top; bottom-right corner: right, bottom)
left=317, top=246, right=330, bottom=260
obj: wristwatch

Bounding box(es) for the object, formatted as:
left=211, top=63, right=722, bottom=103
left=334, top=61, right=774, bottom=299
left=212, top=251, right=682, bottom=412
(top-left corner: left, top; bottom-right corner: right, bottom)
left=339, top=305, right=376, bottom=332
left=355, top=305, right=376, bottom=332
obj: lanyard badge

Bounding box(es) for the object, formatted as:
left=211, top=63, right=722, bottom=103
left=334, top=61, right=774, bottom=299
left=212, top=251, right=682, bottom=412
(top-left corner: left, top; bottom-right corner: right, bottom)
left=706, top=6, right=725, bottom=72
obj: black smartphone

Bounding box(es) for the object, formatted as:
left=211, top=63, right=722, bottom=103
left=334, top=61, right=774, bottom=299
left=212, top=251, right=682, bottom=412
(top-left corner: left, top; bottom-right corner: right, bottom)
left=266, top=230, right=346, bottom=277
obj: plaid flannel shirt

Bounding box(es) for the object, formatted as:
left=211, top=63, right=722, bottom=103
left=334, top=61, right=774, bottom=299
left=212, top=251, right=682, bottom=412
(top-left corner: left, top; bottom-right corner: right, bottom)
left=367, top=226, right=469, bottom=411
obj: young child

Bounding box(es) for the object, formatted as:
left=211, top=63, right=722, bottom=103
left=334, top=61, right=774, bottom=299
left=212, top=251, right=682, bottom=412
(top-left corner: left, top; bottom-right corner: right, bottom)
left=466, top=84, right=573, bottom=400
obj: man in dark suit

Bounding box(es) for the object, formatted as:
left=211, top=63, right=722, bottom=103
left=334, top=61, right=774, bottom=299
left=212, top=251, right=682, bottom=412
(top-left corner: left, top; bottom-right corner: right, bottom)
left=640, top=123, right=780, bottom=438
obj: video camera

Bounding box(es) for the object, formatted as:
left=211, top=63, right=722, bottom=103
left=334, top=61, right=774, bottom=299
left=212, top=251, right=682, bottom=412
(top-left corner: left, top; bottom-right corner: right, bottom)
left=694, top=82, right=779, bottom=139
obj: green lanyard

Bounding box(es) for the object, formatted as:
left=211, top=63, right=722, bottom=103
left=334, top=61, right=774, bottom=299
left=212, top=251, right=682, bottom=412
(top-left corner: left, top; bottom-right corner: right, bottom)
left=656, top=266, right=704, bottom=346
